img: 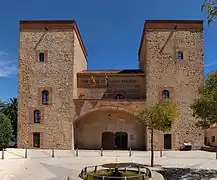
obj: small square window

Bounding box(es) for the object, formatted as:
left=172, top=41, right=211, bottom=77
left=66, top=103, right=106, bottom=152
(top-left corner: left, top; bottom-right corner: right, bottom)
left=39, top=52, right=45, bottom=62
left=177, top=51, right=183, bottom=60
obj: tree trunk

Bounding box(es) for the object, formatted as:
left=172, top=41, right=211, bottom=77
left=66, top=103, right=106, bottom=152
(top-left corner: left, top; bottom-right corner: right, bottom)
left=151, top=127, right=154, bottom=167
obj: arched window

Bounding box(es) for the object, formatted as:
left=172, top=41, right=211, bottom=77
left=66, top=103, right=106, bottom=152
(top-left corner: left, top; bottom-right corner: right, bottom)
left=34, top=110, right=41, bottom=123
left=39, top=52, right=45, bottom=62
left=42, top=90, right=49, bottom=105
left=116, top=94, right=125, bottom=99
left=162, top=90, right=169, bottom=99
left=177, top=51, right=183, bottom=60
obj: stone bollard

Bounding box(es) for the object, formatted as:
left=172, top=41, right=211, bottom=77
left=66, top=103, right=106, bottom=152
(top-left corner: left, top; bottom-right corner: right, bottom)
left=25, top=148, right=28, bottom=159
left=1, top=149, right=4, bottom=160
left=216, top=148, right=217, bottom=159
left=52, top=148, right=54, bottom=158
left=76, top=148, right=78, bottom=157
left=138, top=167, right=140, bottom=174
left=94, top=166, right=97, bottom=172
left=100, top=147, right=103, bottom=157
left=129, top=148, right=132, bottom=157
left=160, top=149, right=162, bottom=157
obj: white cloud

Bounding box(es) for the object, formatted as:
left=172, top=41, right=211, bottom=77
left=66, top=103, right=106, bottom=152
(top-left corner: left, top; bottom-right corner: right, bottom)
left=0, top=51, right=18, bottom=77
left=204, top=61, right=217, bottom=67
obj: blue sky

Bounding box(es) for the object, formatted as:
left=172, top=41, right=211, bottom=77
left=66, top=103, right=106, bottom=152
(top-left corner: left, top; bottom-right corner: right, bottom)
left=0, top=0, right=216, bottom=100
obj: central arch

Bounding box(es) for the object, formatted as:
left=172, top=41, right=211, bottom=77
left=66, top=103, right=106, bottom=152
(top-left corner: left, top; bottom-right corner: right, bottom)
left=73, top=107, right=147, bottom=150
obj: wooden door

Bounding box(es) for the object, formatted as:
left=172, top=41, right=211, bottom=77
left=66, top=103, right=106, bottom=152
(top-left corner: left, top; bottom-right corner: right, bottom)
left=164, top=134, right=172, bottom=150
left=102, top=132, right=115, bottom=150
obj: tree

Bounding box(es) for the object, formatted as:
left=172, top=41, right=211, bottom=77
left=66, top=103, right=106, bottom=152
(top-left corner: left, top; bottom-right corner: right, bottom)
left=135, top=99, right=178, bottom=167
left=1, top=98, right=18, bottom=137
left=202, top=0, right=217, bottom=25
left=0, top=99, right=6, bottom=111
left=191, top=71, right=217, bottom=129
left=0, top=113, right=13, bottom=150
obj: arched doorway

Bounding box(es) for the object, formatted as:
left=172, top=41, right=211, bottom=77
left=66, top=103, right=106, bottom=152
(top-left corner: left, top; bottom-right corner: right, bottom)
left=74, top=110, right=147, bottom=150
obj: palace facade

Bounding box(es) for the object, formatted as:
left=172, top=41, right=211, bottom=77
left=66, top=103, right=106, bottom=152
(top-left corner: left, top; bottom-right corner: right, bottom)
left=18, top=20, right=204, bottom=150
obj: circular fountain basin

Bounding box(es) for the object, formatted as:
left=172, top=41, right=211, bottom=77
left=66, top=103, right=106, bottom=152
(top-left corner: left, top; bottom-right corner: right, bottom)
left=79, top=162, right=152, bottom=180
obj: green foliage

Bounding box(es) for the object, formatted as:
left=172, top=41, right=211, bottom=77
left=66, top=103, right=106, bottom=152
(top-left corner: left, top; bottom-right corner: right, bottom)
left=135, top=99, right=178, bottom=167
left=135, top=99, right=178, bottom=132
left=1, top=98, right=18, bottom=137
left=0, top=113, right=13, bottom=150
left=191, top=71, right=217, bottom=129
left=201, top=0, right=217, bottom=25
left=0, top=99, right=7, bottom=111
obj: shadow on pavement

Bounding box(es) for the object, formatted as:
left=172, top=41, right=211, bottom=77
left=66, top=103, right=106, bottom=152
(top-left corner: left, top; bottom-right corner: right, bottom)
left=41, top=163, right=80, bottom=180
left=157, top=167, right=217, bottom=180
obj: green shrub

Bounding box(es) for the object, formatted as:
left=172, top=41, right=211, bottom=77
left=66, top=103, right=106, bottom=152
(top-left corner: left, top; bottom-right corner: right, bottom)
left=0, top=113, right=12, bottom=150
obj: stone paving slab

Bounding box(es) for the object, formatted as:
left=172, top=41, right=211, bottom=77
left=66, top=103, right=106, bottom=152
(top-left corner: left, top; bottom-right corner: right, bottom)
left=1, top=149, right=217, bottom=179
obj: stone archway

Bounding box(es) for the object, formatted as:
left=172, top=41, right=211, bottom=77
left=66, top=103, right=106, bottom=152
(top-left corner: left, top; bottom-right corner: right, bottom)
left=73, top=108, right=147, bottom=150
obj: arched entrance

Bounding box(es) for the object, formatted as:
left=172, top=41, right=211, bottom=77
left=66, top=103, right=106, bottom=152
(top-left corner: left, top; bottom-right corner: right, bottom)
left=74, top=109, right=147, bottom=150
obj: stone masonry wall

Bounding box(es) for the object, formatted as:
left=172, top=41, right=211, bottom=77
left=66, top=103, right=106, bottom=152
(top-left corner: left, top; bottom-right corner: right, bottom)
left=72, top=30, right=87, bottom=99
left=77, top=74, right=145, bottom=99
left=205, top=127, right=217, bottom=147
left=18, top=20, right=205, bottom=151
left=143, top=28, right=204, bottom=150
left=18, top=29, right=76, bottom=149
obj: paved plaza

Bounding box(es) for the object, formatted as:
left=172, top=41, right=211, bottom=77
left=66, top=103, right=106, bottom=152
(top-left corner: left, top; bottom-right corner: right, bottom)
left=0, top=149, right=217, bottom=179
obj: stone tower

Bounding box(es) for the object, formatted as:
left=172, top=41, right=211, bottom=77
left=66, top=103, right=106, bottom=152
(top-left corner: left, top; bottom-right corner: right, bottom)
left=18, top=21, right=87, bottom=149
left=139, top=20, right=204, bottom=150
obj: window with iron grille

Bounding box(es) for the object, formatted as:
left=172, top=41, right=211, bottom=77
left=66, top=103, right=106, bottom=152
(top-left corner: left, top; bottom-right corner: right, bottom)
left=177, top=51, right=183, bottom=60
left=42, top=90, right=49, bottom=105
left=33, top=110, right=41, bottom=123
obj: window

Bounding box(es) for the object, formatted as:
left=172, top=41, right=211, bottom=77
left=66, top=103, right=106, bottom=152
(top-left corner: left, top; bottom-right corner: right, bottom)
left=177, top=51, right=183, bottom=60
left=42, top=90, right=49, bottom=105
left=116, top=94, right=125, bottom=99
left=33, top=133, right=40, bottom=148
left=212, top=136, right=215, bottom=142
left=39, top=52, right=45, bottom=62
left=162, top=90, right=170, bottom=99
left=33, top=110, right=41, bottom=123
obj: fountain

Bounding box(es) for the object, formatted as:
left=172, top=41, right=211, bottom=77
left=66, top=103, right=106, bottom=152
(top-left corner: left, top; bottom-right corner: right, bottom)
left=79, top=162, right=152, bottom=180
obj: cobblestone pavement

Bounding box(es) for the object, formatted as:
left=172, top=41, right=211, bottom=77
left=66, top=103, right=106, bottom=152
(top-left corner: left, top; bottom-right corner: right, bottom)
left=0, top=149, right=217, bottom=179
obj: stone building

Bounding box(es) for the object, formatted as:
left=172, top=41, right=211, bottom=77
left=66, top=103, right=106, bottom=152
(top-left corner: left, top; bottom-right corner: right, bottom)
left=205, top=124, right=217, bottom=147
left=18, top=20, right=204, bottom=150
